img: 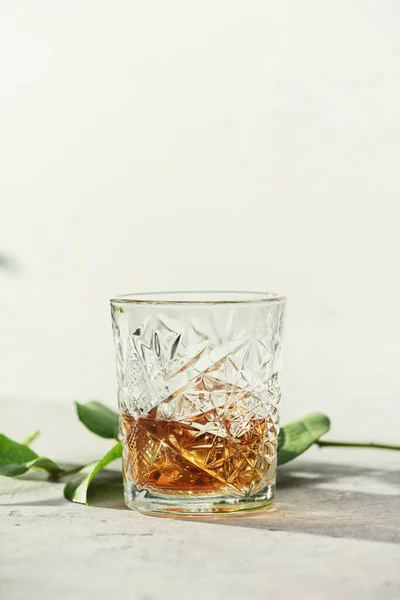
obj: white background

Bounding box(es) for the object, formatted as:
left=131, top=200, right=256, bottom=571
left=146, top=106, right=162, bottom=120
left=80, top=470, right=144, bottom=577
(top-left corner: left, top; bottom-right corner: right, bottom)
left=1, top=1, right=399, bottom=441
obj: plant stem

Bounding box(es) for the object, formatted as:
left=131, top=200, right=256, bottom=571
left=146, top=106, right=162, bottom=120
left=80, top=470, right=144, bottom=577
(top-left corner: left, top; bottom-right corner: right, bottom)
left=315, top=440, right=400, bottom=452
left=20, top=430, right=40, bottom=447
left=48, top=465, right=85, bottom=481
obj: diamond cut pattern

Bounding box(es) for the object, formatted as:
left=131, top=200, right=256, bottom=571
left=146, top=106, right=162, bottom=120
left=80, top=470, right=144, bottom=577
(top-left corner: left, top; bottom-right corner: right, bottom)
left=112, top=301, right=285, bottom=499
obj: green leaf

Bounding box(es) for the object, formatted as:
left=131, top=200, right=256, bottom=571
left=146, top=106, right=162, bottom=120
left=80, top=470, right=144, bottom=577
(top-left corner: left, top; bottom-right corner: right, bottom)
left=0, top=433, right=62, bottom=477
left=277, top=412, right=331, bottom=466
left=75, top=401, right=119, bottom=439
left=19, top=430, right=40, bottom=447
left=64, top=442, right=122, bottom=504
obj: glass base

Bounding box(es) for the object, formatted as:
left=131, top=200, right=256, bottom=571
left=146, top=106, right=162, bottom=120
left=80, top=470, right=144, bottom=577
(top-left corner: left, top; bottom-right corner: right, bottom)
left=124, top=483, right=275, bottom=515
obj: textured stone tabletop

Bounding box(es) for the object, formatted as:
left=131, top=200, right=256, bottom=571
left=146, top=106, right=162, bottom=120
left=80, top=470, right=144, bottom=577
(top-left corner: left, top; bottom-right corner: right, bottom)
left=1, top=400, right=399, bottom=600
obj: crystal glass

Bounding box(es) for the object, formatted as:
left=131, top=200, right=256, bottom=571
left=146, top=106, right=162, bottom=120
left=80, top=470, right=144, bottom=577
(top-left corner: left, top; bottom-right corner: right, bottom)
left=110, top=291, right=286, bottom=514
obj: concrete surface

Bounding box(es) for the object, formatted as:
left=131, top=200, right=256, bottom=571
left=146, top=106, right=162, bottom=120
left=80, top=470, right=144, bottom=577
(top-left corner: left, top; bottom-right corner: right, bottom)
left=1, top=400, right=399, bottom=600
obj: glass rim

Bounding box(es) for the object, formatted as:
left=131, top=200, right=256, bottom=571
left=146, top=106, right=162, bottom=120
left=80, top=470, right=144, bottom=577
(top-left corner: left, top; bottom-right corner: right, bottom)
left=110, top=290, right=286, bottom=306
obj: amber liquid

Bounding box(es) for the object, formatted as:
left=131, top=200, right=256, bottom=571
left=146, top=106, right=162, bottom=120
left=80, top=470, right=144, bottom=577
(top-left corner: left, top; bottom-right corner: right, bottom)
left=122, top=408, right=277, bottom=497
